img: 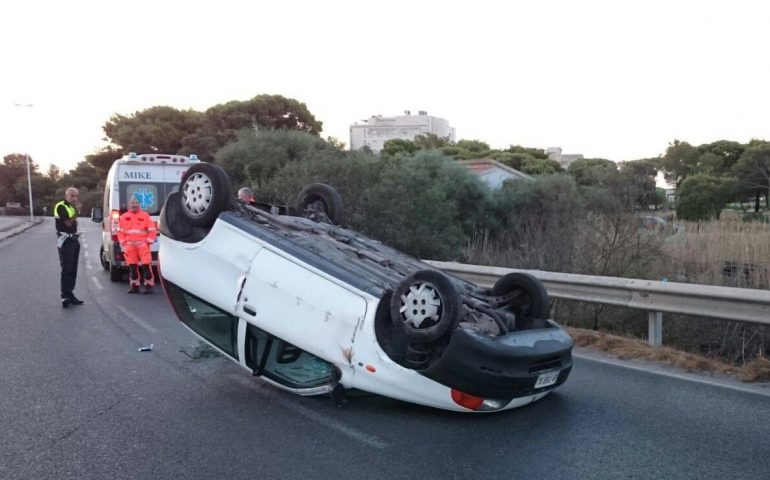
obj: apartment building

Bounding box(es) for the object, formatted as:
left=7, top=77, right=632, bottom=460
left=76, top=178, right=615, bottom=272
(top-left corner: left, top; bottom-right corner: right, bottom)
left=350, top=110, right=455, bottom=153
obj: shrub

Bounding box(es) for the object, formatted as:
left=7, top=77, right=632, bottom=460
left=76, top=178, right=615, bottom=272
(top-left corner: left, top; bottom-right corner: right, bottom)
left=676, top=174, right=736, bottom=220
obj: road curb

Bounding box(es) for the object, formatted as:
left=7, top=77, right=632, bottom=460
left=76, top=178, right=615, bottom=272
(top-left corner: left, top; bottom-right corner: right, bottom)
left=0, top=218, right=45, bottom=243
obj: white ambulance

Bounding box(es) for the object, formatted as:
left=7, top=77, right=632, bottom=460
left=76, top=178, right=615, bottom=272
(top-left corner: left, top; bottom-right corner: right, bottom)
left=91, top=152, right=200, bottom=281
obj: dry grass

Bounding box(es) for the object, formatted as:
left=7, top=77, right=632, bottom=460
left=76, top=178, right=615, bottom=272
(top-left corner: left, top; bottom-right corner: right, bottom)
left=662, top=216, right=770, bottom=288
left=567, top=327, right=770, bottom=382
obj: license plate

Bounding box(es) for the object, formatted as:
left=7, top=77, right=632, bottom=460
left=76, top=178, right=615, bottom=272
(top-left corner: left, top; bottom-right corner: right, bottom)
left=534, top=371, right=559, bottom=389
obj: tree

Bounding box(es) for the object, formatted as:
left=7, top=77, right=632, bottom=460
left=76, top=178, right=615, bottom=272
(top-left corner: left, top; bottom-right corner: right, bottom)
left=96, top=94, right=323, bottom=163
left=695, top=152, right=724, bottom=175
left=0, top=153, right=39, bottom=205
left=103, top=106, right=204, bottom=156
left=15, top=175, right=58, bottom=214
left=567, top=158, right=618, bottom=187
left=60, top=161, right=104, bottom=192
left=616, top=159, right=658, bottom=210
left=520, top=157, right=562, bottom=175
left=492, top=174, right=583, bottom=272
left=676, top=174, right=736, bottom=220
left=86, top=146, right=126, bottom=171
left=732, top=142, right=770, bottom=212
left=505, top=145, right=548, bottom=160
left=441, top=139, right=491, bottom=160
left=698, top=140, right=746, bottom=174
left=413, top=133, right=449, bottom=150
left=662, top=140, right=700, bottom=187
left=215, top=129, right=334, bottom=188
left=381, top=138, right=418, bottom=157
left=46, top=164, right=63, bottom=182
left=205, top=94, right=322, bottom=136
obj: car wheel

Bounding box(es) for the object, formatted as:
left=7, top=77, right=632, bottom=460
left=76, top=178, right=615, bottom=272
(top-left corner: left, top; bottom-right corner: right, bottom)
left=296, top=183, right=343, bottom=225
left=99, top=246, right=109, bottom=271
left=492, top=272, right=549, bottom=322
left=390, top=270, right=461, bottom=343
left=109, top=262, right=122, bottom=282
left=179, top=163, right=232, bottom=228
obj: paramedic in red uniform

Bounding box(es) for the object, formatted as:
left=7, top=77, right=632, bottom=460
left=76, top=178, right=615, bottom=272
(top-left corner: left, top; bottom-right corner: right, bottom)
left=117, top=196, right=158, bottom=293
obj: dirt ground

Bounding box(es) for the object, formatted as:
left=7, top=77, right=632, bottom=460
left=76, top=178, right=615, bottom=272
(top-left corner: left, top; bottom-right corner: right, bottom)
left=568, top=326, right=770, bottom=382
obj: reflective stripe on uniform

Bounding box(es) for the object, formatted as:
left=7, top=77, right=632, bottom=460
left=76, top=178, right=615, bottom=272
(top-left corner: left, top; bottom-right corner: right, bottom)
left=53, top=201, right=75, bottom=219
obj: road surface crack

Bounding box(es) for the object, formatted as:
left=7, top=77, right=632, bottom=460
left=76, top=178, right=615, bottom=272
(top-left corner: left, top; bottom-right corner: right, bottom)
left=51, top=395, right=125, bottom=445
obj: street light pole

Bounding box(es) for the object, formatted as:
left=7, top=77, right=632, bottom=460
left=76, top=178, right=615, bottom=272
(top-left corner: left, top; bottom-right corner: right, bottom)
left=26, top=154, right=34, bottom=222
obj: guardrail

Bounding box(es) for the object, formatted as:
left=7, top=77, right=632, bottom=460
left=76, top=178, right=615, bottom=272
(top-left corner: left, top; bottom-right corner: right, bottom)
left=426, top=260, right=770, bottom=347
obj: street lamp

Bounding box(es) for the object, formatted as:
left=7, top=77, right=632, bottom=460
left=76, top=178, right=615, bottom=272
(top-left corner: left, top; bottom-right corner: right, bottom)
left=25, top=153, right=34, bottom=222
left=13, top=103, right=35, bottom=222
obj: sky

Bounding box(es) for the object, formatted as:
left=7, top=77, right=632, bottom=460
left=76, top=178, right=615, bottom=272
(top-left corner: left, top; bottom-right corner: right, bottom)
left=1, top=0, right=769, bottom=176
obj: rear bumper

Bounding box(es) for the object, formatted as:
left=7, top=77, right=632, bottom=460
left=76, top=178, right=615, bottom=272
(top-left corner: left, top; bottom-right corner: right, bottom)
left=422, top=320, right=574, bottom=399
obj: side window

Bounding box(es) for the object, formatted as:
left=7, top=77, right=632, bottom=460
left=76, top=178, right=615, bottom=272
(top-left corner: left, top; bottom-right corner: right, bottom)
left=245, top=324, right=334, bottom=390
left=165, top=282, right=238, bottom=359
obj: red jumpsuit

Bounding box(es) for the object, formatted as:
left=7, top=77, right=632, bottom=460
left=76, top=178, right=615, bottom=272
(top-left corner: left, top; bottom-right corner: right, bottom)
left=117, top=209, right=158, bottom=290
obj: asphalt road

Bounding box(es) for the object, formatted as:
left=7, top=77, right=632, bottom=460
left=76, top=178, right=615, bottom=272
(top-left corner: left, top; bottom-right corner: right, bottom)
left=1, top=219, right=769, bottom=480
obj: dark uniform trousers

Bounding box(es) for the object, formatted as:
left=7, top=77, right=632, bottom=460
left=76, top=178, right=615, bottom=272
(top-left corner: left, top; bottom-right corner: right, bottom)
left=59, top=236, right=80, bottom=299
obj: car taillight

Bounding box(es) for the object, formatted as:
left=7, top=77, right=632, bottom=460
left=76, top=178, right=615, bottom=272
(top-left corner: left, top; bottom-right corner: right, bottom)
left=110, top=209, right=120, bottom=241
left=450, top=389, right=508, bottom=412
left=451, top=389, right=484, bottom=411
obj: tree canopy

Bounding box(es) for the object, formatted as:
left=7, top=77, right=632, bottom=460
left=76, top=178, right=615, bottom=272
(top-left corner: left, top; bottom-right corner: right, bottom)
left=732, top=142, right=770, bottom=211
left=676, top=174, right=736, bottom=220
left=90, top=94, right=323, bottom=165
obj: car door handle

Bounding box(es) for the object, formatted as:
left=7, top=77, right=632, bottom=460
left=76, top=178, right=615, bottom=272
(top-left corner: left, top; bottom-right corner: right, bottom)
left=243, top=305, right=256, bottom=316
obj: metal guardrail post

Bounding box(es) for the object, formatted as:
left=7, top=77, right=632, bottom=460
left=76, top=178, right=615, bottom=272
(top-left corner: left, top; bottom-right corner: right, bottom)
left=648, top=311, right=663, bottom=347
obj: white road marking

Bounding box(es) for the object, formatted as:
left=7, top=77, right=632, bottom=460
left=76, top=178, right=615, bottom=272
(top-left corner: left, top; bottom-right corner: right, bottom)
left=116, top=305, right=158, bottom=333
left=91, top=276, right=103, bottom=290
left=84, top=250, right=89, bottom=257
left=86, top=262, right=93, bottom=269
left=229, top=374, right=389, bottom=449
left=574, top=352, right=770, bottom=398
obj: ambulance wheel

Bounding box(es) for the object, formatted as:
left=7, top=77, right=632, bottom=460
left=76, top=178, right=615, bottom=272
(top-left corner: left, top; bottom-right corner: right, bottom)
left=179, top=163, right=232, bottom=228
left=109, top=262, right=123, bottom=282
left=100, top=246, right=110, bottom=271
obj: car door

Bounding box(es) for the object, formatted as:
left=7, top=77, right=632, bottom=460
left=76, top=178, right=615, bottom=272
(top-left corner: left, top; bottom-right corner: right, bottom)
left=243, top=323, right=336, bottom=395
left=238, top=247, right=368, bottom=367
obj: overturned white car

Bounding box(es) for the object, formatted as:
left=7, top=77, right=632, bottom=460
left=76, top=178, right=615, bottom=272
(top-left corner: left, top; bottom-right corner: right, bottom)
left=158, top=163, right=573, bottom=412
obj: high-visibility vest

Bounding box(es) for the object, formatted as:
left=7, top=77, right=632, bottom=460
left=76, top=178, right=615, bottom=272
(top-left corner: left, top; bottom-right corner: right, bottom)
left=53, top=201, right=76, bottom=219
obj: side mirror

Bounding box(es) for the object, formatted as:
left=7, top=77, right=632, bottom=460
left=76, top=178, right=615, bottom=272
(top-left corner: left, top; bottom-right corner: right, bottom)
left=91, top=207, right=103, bottom=223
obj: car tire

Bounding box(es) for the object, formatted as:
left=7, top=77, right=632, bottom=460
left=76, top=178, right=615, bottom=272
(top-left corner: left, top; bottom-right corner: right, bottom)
left=109, top=262, right=122, bottom=282
left=99, top=246, right=109, bottom=271
left=296, top=183, right=343, bottom=225
left=179, top=163, right=232, bottom=228
left=491, top=272, right=549, bottom=322
left=390, top=270, right=461, bottom=343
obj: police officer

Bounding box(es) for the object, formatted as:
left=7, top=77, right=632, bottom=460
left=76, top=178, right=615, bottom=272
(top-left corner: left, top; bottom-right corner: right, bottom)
left=117, top=196, right=158, bottom=293
left=55, top=187, right=83, bottom=308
